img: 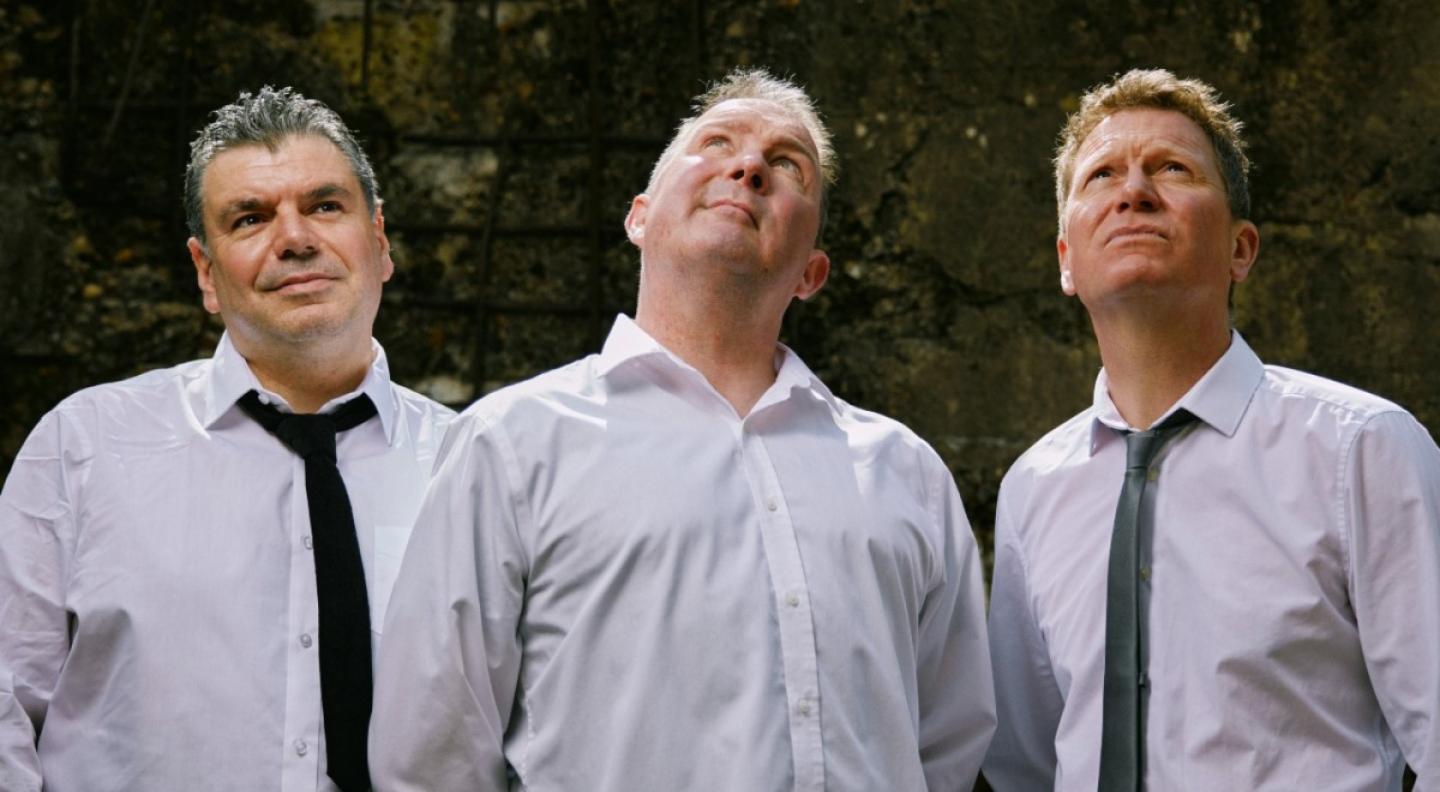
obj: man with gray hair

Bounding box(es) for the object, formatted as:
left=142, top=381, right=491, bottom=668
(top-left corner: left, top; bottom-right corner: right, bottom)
left=0, top=86, right=452, bottom=791
left=984, top=68, right=1440, bottom=789
left=369, top=68, right=996, bottom=791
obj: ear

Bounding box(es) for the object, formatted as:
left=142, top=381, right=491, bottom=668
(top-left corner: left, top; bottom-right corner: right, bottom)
left=373, top=202, right=394, bottom=283
left=188, top=237, right=221, bottom=314
left=1057, top=235, right=1077, bottom=296
left=1229, top=219, right=1260, bottom=284
left=794, top=249, right=830, bottom=301
left=624, top=194, right=649, bottom=248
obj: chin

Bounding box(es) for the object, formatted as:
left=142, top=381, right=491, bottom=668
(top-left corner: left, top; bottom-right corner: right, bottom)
left=270, top=309, right=358, bottom=343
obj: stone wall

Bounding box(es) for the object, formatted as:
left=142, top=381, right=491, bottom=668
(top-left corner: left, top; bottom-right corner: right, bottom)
left=4, top=0, right=1440, bottom=577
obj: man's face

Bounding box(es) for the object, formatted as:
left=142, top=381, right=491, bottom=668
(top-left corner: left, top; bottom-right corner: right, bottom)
left=188, top=134, right=392, bottom=355
left=624, top=98, right=829, bottom=304
left=1057, top=108, right=1257, bottom=314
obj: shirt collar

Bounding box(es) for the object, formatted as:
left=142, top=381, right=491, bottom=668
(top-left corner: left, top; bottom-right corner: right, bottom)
left=1088, top=330, right=1265, bottom=455
left=596, top=314, right=837, bottom=413
left=595, top=314, right=678, bottom=378
left=765, top=339, right=839, bottom=413
left=202, top=332, right=399, bottom=445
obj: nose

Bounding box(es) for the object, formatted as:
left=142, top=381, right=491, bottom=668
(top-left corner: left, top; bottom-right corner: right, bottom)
left=273, top=208, right=318, bottom=260
left=728, top=153, right=767, bottom=192
left=1117, top=169, right=1159, bottom=213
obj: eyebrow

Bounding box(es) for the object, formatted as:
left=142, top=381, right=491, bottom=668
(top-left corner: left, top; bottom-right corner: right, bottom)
left=305, top=183, right=354, bottom=203
left=694, top=119, right=819, bottom=168
left=213, top=183, right=355, bottom=225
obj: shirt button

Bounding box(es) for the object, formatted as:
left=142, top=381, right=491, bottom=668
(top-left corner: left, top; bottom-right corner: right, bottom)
left=1140, top=566, right=1152, bottom=582
left=294, top=739, right=308, bottom=757
left=786, top=592, right=801, bottom=608
left=797, top=700, right=812, bottom=716
left=302, top=535, right=313, bottom=550
left=300, top=633, right=313, bottom=648
left=1147, top=467, right=1159, bottom=482
left=766, top=497, right=779, bottom=512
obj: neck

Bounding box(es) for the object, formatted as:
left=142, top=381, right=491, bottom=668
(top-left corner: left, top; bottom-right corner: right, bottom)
left=635, top=283, right=785, bottom=418
left=234, top=334, right=374, bottom=414
left=1090, top=306, right=1230, bottom=430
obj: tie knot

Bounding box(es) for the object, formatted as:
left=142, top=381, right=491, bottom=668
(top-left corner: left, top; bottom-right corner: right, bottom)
left=237, top=391, right=377, bottom=462
left=1123, top=430, right=1166, bottom=470
left=274, top=415, right=339, bottom=462
left=1122, top=409, right=1197, bottom=470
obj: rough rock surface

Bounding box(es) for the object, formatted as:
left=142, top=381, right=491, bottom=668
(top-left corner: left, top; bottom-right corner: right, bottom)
left=4, top=0, right=1440, bottom=584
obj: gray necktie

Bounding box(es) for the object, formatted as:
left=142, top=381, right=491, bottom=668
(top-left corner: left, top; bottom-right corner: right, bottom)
left=1098, top=410, right=1196, bottom=790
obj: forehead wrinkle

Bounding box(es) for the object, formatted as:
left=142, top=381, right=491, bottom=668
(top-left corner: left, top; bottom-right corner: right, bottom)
left=1073, top=127, right=1221, bottom=190
left=1082, top=110, right=1214, bottom=155
left=696, top=101, right=820, bottom=160
left=210, top=182, right=357, bottom=232
left=1079, top=136, right=1188, bottom=167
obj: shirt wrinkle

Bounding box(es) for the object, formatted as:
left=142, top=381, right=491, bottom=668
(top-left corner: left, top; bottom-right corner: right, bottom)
left=985, top=330, right=1440, bottom=791
left=0, top=338, right=453, bottom=792
left=370, top=313, right=995, bottom=792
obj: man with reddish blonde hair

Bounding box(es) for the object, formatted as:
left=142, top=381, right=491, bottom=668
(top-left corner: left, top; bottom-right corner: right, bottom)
left=985, top=69, right=1439, bottom=790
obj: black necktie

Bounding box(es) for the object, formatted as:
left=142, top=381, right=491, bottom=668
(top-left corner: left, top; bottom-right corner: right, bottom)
left=1099, top=410, right=1197, bottom=791
left=238, top=390, right=377, bottom=792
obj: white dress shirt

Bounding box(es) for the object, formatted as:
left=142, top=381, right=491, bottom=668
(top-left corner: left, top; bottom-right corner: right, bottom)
left=983, top=332, right=1440, bottom=791
left=369, top=314, right=995, bottom=792
left=0, top=333, right=453, bottom=792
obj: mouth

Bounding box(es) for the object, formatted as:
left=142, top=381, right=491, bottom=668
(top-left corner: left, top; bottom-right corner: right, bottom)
left=1106, top=225, right=1168, bottom=245
left=708, top=199, right=758, bottom=228
left=269, top=272, right=337, bottom=293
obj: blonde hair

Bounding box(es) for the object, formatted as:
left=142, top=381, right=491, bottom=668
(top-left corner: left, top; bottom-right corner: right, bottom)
left=1054, top=68, right=1250, bottom=232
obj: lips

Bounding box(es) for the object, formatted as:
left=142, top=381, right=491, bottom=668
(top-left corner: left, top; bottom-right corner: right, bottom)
left=268, top=271, right=338, bottom=293
left=708, top=198, right=758, bottom=227
left=1106, top=225, right=1168, bottom=245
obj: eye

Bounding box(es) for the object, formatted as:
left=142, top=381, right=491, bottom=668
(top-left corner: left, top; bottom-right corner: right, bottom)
left=1162, top=161, right=1189, bottom=173
left=702, top=135, right=729, bottom=150
left=1086, top=166, right=1113, bottom=183
left=313, top=200, right=343, bottom=213
left=771, top=155, right=801, bottom=174
left=231, top=214, right=262, bottom=230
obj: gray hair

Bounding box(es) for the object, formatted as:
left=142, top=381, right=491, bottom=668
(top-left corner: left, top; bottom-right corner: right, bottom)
left=647, top=68, right=836, bottom=239
left=1054, top=68, right=1251, bottom=233
left=184, top=86, right=379, bottom=243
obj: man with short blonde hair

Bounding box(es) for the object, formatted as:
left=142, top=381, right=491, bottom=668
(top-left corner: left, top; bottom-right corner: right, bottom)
left=371, top=68, right=996, bottom=791
left=1051, top=68, right=1251, bottom=228
left=984, top=68, right=1440, bottom=790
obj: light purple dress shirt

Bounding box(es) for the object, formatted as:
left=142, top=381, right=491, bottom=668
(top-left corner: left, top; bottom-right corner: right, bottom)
left=984, top=332, right=1440, bottom=791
